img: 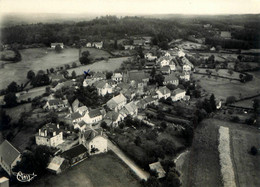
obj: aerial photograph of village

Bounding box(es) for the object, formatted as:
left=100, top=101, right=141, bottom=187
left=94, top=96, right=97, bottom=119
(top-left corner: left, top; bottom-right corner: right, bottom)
left=0, top=0, right=259, bottom=186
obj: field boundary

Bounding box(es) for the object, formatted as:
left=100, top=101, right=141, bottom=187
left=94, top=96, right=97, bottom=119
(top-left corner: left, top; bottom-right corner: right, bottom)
left=218, top=126, right=236, bottom=187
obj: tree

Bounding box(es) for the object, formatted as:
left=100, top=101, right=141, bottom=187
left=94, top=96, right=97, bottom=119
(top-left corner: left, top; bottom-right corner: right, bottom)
left=154, top=74, right=165, bottom=86
left=50, top=68, right=54, bottom=73
left=27, top=70, right=35, bottom=80
left=158, top=41, right=169, bottom=50
left=228, top=69, right=233, bottom=76
left=253, top=99, right=259, bottom=113
left=72, top=62, right=77, bottom=68
left=250, top=146, right=258, bottom=155
left=7, top=81, right=18, bottom=93
left=55, top=44, right=62, bottom=53
left=226, top=96, right=236, bottom=104
left=164, top=170, right=181, bottom=187
left=101, top=121, right=108, bottom=129
left=134, top=136, right=142, bottom=146
left=106, top=71, right=113, bottom=79
left=31, top=74, right=50, bottom=87
left=210, top=94, right=216, bottom=111
left=150, top=67, right=156, bottom=79
left=71, top=71, right=77, bottom=79
left=4, top=92, right=17, bottom=107
left=0, top=110, right=11, bottom=130
left=114, top=40, right=118, bottom=49
left=79, top=51, right=91, bottom=64
left=143, top=177, right=160, bottom=187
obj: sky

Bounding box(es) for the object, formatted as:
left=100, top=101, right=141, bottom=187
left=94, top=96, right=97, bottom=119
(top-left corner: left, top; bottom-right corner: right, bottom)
left=0, top=0, right=260, bottom=15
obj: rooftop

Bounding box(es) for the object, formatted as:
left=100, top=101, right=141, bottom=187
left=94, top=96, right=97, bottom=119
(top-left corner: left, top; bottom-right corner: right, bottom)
left=0, top=140, right=21, bottom=166
left=88, top=108, right=102, bottom=118
left=61, top=144, right=88, bottom=159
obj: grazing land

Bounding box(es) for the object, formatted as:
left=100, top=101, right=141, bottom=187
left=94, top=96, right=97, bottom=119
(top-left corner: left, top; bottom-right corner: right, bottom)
left=193, top=70, right=260, bottom=101
left=4, top=103, right=32, bottom=123
left=68, top=57, right=131, bottom=75
left=188, top=118, right=260, bottom=187
left=19, top=152, right=141, bottom=187
left=0, top=47, right=111, bottom=89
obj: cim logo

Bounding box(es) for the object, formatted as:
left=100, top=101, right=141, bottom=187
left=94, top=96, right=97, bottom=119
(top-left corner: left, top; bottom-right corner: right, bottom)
left=16, top=171, right=37, bottom=182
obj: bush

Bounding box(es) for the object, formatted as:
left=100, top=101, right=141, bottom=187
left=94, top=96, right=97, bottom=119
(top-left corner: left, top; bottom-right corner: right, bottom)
left=250, top=146, right=258, bottom=155
left=231, top=116, right=240, bottom=123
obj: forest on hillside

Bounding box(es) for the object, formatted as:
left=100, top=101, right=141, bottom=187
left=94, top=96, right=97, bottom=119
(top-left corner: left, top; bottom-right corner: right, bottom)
left=1, top=15, right=260, bottom=49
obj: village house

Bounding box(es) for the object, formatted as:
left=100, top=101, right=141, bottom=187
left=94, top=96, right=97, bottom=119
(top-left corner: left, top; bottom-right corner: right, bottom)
left=92, top=41, right=103, bottom=49
left=149, top=162, right=166, bottom=179
left=47, top=156, right=69, bottom=174
left=83, top=108, right=103, bottom=124
left=70, top=112, right=83, bottom=124
left=161, top=65, right=171, bottom=74
left=171, top=88, right=186, bottom=101
left=106, top=93, right=127, bottom=112
left=157, top=56, right=172, bottom=67
left=51, top=43, right=64, bottom=49
left=133, top=38, right=146, bottom=46
left=49, top=73, right=64, bottom=82
left=61, top=144, right=88, bottom=165
left=35, top=123, right=64, bottom=147
left=71, top=99, right=84, bottom=113
left=137, top=96, right=158, bottom=109
left=0, top=140, right=21, bottom=176
left=124, top=45, right=135, bottom=50
left=163, top=73, right=179, bottom=86
left=79, top=128, right=108, bottom=155
left=124, top=70, right=149, bottom=92
left=220, top=31, right=231, bottom=39
left=0, top=177, right=9, bottom=187
left=83, top=77, right=97, bottom=87
left=95, top=81, right=113, bottom=96
left=104, top=111, right=124, bottom=127
left=111, top=73, right=123, bottom=83
left=145, top=52, right=157, bottom=61
left=178, top=50, right=185, bottom=57
left=120, top=101, right=138, bottom=117
left=169, top=60, right=176, bottom=71
left=181, top=57, right=194, bottom=71
left=179, top=72, right=190, bottom=81
left=156, top=86, right=171, bottom=99
left=92, top=72, right=106, bottom=81
left=86, top=42, right=92, bottom=47
left=43, top=99, right=67, bottom=111
left=74, top=121, right=87, bottom=131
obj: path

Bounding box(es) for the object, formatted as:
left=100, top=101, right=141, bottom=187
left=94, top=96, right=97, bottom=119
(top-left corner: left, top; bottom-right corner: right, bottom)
left=107, top=139, right=150, bottom=181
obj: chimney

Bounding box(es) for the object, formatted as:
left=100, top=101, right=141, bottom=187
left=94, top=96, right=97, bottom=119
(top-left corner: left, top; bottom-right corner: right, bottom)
left=57, top=124, right=59, bottom=129
left=39, top=129, right=41, bottom=135
left=44, top=130, right=47, bottom=136
left=53, top=131, right=56, bottom=136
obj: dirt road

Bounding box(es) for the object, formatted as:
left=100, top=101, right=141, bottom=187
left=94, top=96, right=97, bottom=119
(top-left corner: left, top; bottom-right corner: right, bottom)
left=107, top=140, right=150, bottom=181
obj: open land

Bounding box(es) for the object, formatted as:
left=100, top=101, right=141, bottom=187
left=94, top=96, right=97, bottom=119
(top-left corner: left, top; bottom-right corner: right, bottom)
left=188, top=118, right=260, bottom=187
left=0, top=47, right=112, bottom=89
left=17, top=152, right=141, bottom=187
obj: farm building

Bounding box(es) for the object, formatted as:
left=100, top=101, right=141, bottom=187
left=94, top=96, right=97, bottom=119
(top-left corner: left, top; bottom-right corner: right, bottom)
left=51, top=43, right=64, bottom=49
left=47, top=156, right=69, bottom=174
left=149, top=162, right=166, bottom=179
left=61, top=144, right=88, bottom=165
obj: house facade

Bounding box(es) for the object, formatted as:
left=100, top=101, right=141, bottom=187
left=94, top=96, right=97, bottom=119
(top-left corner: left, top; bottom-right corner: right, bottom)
left=43, top=99, right=66, bottom=111
left=163, top=73, right=179, bottom=86
left=96, top=82, right=113, bottom=96
left=171, top=88, right=186, bottom=101
left=35, top=123, right=64, bottom=147
left=0, top=140, right=21, bottom=176
left=107, top=93, right=127, bottom=112
left=156, top=86, right=171, bottom=99
left=61, top=144, right=88, bottom=165
left=51, top=43, right=64, bottom=49
left=111, top=73, right=123, bottom=83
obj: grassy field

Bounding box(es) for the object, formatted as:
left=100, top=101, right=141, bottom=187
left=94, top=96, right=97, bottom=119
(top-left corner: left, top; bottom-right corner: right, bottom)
left=4, top=103, right=32, bottom=123
left=81, top=47, right=112, bottom=60
left=188, top=118, right=260, bottom=187
left=232, top=96, right=260, bottom=109
left=0, top=47, right=111, bottom=89
left=20, top=152, right=141, bottom=187
left=68, top=57, right=131, bottom=75
left=196, top=68, right=241, bottom=79
left=193, top=70, right=260, bottom=101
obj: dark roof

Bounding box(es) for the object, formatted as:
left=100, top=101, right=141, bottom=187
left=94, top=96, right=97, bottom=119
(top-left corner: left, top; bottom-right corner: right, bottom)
left=164, top=73, right=178, bottom=82
left=48, top=99, right=64, bottom=106
left=61, top=144, right=88, bottom=159
left=93, top=72, right=105, bottom=79
left=172, top=88, right=186, bottom=96
left=106, top=111, right=120, bottom=121
left=161, top=66, right=171, bottom=71
left=71, top=112, right=82, bottom=120
left=128, top=70, right=149, bottom=83
left=88, top=108, right=102, bottom=118
left=0, top=140, right=21, bottom=166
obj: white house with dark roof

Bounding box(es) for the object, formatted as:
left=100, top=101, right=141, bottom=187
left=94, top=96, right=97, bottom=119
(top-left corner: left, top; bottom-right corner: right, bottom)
left=74, top=121, right=87, bottom=131
left=0, top=140, right=21, bottom=176
left=161, top=65, right=171, bottom=74
left=43, top=99, right=66, bottom=111
left=104, top=111, right=124, bottom=127
left=157, top=56, right=172, bottom=67
left=51, top=43, right=64, bottom=49
left=95, top=81, right=113, bottom=96
left=171, top=88, right=186, bottom=101
left=179, top=72, right=190, bottom=81
left=111, top=73, right=123, bottom=83
left=83, top=108, right=103, bottom=124
left=163, top=73, right=179, bottom=86
left=79, top=128, right=107, bottom=155
left=92, top=41, right=103, bottom=49
left=120, top=101, right=138, bottom=117
left=156, top=86, right=171, bottom=99
left=35, top=123, right=63, bottom=147
left=149, top=162, right=166, bottom=179
left=106, top=93, right=127, bottom=112
left=92, top=72, right=106, bottom=81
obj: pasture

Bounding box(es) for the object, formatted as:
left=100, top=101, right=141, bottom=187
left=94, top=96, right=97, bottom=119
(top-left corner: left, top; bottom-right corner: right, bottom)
left=0, top=47, right=111, bottom=89
left=193, top=70, right=260, bottom=101
left=68, top=57, right=131, bottom=75
left=21, top=152, right=141, bottom=187
left=188, top=118, right=260, bottom=187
